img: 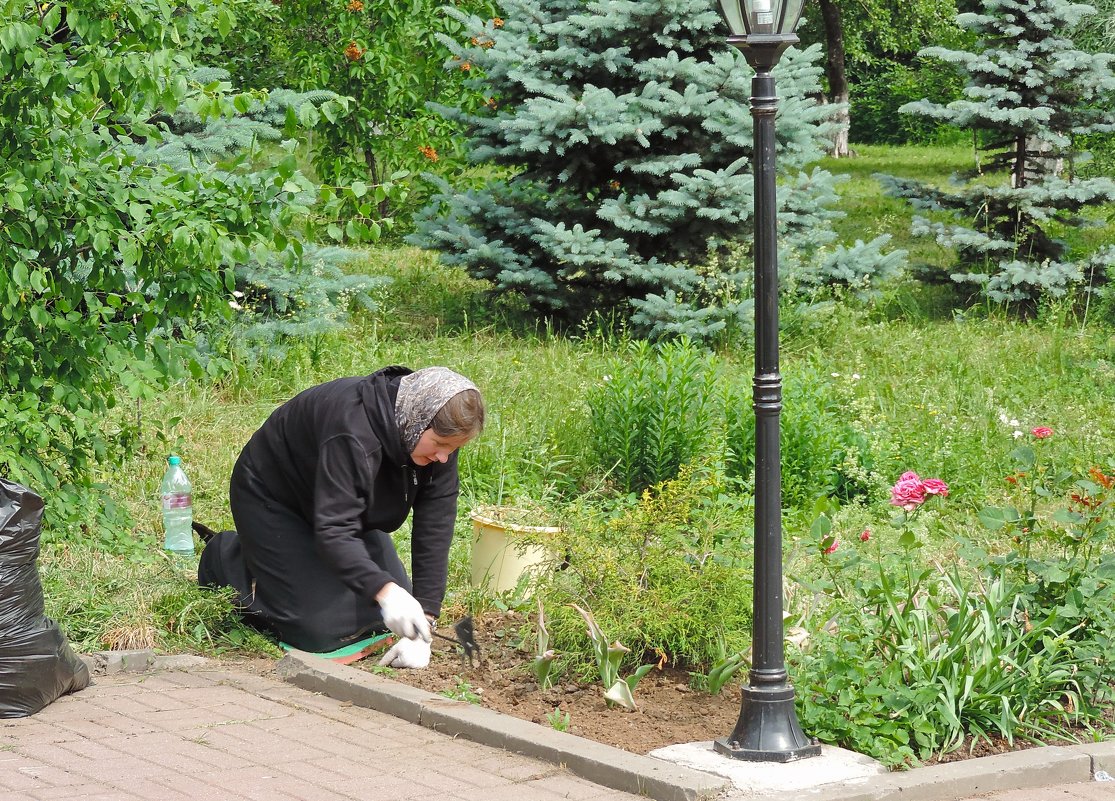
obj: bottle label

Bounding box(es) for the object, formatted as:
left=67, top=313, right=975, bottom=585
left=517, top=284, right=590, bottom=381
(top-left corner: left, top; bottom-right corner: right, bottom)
left=162, top=493, right=192, bottom=510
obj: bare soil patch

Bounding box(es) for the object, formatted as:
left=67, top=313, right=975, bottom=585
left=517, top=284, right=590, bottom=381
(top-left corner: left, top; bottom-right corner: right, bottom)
left=357, top=609, right=741, bottom=754
left=352, top=610, right=1036, bottom=761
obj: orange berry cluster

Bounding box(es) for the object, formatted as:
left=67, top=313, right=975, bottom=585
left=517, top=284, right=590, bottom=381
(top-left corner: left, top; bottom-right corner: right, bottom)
left=346, top=0, right=364, bottom=10
left=344, top=41, right=365, bottom=61
left=418, top=145, right=439, bottom=162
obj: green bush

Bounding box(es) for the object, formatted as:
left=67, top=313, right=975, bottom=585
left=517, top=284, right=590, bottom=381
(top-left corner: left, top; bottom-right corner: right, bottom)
left=217, top=0, right=497, bottom=230
left=533, top=462, right=754, bottom=677
left=850, top=59, right=967, bottom=146
left=0, top=0, right=316, bottom=537
left=789, top=442, right=1115, bottom=767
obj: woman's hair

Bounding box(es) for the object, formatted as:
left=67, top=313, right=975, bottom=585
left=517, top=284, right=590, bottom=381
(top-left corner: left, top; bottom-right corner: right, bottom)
left=430, top=388, right=485, bottom=440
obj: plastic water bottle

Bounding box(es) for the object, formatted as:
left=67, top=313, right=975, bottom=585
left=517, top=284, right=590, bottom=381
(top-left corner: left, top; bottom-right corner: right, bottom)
left=160, top=455, right=194, bottom=556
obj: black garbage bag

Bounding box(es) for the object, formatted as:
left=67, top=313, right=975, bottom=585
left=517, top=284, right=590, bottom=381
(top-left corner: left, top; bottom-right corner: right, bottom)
left=0, top=477, right=90, bottom=718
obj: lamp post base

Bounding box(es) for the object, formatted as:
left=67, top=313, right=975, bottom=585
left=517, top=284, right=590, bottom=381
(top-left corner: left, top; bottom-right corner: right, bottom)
left=714, top=685, right=821, bottom=762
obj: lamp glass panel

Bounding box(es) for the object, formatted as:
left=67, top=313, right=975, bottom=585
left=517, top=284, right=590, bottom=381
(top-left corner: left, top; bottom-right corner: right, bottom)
left=777, top=0, right=807, bottom=34
left=717, top=0, right=749, bottom=35
left=719, top=0, right=807, bottom=36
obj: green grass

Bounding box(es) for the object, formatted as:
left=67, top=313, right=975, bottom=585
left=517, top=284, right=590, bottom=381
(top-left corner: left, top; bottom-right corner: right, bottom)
left=27, top=146, right=1115, bottom=762
left=812, top=143, right=973, bottom=284
left=814, top=143, right=1115, bottom=302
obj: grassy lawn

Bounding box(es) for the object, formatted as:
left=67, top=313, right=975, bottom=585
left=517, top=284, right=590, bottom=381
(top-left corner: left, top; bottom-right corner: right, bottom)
left=31, top=143, right=1115, bottom=767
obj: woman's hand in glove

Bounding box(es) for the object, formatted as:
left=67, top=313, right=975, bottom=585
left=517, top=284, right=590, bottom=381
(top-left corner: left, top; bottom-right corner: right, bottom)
left=377, top=636, right=431, bottom=669
left=375, top=583, right=432, bottom=643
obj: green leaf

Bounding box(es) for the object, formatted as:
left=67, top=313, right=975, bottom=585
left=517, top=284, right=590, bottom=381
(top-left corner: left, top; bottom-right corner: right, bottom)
left=11, top=261, right=29, bottom=288
left=1052, top=509, right=1084, bottom=525
left=1009, top=446, right=1035, bottom=470
left=977, top=506, right=1020, bottom=530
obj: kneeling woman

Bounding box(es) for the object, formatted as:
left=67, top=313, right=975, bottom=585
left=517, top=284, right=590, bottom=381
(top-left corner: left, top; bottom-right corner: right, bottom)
left=198, top=366, right=484, bottom=668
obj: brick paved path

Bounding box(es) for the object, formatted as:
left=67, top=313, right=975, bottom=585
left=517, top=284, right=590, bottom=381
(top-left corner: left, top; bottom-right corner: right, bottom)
left=971, top=784, right=1115, bottom=801
left=883, top=783, right=1115, bottom=801
left=0, top=668, right=644, bottom=801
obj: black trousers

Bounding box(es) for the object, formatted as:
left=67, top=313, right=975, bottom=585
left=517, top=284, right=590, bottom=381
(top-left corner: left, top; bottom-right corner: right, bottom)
left=198, top=456, right=410, bottom=652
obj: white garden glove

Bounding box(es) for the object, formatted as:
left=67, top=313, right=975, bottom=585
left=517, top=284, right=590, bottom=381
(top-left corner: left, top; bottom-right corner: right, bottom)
left=376, top=583, right=432, bottom=643
left=377, top=636, right=432, bottom=669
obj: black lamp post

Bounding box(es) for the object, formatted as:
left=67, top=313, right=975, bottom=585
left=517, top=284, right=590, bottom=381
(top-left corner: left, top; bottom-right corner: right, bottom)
left=713, top=0, right=821, bottom=763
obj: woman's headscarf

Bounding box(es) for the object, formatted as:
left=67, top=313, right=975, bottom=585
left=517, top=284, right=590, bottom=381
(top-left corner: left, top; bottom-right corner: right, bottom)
left=394, top=367, right=479, bottom=454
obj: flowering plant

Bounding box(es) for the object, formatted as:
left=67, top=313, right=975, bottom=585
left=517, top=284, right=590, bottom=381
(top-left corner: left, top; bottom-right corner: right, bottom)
left=976, top=427, right=1114, bottom=598
left=889, top=470, right=949, bottom=513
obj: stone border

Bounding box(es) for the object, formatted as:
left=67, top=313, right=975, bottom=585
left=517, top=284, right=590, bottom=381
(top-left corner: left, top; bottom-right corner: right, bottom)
left=763, top=744, right=1110, bottom=801
left=275, top=649, right=731, bottom=801
left=88, top=649, right=1115, bottom=801
left=80, top=650, right=210, bottom=676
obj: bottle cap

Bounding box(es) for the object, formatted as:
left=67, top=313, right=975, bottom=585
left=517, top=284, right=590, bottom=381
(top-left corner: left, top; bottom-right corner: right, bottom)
left=168, top=456, right=182, bottom=466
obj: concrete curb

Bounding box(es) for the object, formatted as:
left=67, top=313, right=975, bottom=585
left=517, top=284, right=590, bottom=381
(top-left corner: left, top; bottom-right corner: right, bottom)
left=273, top=650, right=1115, bottom=801
left=86, top=649, right=1115, bottom=801
left=80, top=650, right=211, bottom=676
left=275, top=649, right=732, bottom=801
left=762, top=745, right=1096, bottom=801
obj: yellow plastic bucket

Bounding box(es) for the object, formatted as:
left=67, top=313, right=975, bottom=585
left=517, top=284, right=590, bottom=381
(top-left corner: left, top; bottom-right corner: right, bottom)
left=469, top=506, right=559, bottom=593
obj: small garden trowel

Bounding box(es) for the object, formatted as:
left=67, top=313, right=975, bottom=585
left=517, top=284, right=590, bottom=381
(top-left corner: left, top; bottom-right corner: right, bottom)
left=431, top=615, right=482, bottom=667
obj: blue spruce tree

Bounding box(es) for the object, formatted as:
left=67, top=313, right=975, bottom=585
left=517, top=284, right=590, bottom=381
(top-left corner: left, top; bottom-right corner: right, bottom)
left=409, top=0, right=893, bottom=337
left=880, top=0, right=1115, bottom=303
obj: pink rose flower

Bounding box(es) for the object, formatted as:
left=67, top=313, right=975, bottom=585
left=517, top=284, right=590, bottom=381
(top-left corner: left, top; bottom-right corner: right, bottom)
left=890, top=473, right=927, bottom=511
left=860, top=529, right=871, bottom=542
left=1031, top=427, right=1053, bottom=439
left=922, top=478, right=949, bottom=497
left=822, top=539, right=839, bottom=555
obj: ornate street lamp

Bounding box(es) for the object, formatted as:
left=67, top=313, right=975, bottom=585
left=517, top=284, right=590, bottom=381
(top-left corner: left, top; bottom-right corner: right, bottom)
left=713, top=0, right=822, bottom=763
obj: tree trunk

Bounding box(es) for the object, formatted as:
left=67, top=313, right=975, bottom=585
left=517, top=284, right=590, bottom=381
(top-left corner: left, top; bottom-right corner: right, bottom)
left=818, top=0, right=851, bottom=157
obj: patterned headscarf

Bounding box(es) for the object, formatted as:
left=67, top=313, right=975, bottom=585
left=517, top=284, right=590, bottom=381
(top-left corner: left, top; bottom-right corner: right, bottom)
left=394, top=367, right=479, bottom=454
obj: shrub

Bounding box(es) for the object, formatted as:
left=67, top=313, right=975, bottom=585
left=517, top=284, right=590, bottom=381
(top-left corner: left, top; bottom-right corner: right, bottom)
left=534, top=462, right=754, bottom=677
left=850, top=58, right=967, bottom=146
left=216, top=0, right=498, bottom=230
left=0, top=0, right=318, bottom=536
left=790, top=454, right=1114, bottom=766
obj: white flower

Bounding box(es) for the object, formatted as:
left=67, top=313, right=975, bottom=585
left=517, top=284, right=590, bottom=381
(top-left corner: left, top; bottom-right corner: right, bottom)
left=1013, top=430, right=1024, bottom=439
left=851, top=373, right=861, bottom=380
left=228, top=300, right=242, bottom=310
left=603, top=375, right=612, bottom=382
left=232, top=290, right=245, bottom=298
left=831, top=372, right=840, bottom=378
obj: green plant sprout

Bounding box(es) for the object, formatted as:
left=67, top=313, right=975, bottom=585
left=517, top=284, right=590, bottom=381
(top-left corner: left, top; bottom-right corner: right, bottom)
left=704, top=650, right=749, bottom=696
left=546, top=708, right=571, bottom=732
left=440, top=677, right=482, bottom=705
left=532, top=600, right=558, bottom=690
left=570, top=603, right=655, bottom=711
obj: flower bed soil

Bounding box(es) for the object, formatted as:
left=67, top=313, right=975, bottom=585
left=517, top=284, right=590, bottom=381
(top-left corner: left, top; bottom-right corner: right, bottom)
left=359, top=609, right=740, bottom=754
left=354, top=610, right=1031, bottom=761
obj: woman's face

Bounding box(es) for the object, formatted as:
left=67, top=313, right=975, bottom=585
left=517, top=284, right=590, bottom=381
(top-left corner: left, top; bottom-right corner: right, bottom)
left=410, top=429, right=472, bottom=466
